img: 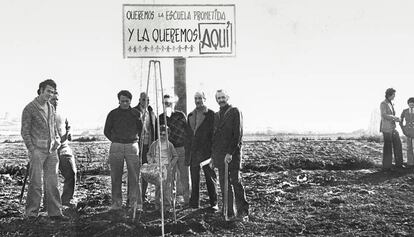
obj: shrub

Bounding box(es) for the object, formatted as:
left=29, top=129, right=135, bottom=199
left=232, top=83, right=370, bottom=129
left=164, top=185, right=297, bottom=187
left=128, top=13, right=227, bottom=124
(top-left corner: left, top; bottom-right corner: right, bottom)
left=73, top=136, right=99, bottom=142
left=2, top=139, right=23, bottom=144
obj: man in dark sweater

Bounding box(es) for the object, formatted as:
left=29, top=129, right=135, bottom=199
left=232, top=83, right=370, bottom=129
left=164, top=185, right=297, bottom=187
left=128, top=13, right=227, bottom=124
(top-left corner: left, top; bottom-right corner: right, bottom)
left=104, top=90, right=143, bottom=211
left=212, top=89, right=249, bottom=221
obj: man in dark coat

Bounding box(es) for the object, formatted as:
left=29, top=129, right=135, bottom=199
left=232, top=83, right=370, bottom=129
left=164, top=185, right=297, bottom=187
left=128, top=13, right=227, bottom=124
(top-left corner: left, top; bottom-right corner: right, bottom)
left=185, top=91, right=218, bottom=210
left=212, top=89, right=249, bottom=221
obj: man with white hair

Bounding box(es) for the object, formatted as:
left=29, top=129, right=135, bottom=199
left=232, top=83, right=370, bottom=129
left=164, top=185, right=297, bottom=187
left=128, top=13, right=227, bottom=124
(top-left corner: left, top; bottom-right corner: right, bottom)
left=185, top=91, right=218, bottom=211
left=211, top=89, right=249, bottom=221
left=133, top=92, right=157, bottom=204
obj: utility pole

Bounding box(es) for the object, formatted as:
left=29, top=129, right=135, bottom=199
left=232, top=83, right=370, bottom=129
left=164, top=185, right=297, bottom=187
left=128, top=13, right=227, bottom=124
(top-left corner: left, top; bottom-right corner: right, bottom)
left=174, top=57, right=186, bottom=114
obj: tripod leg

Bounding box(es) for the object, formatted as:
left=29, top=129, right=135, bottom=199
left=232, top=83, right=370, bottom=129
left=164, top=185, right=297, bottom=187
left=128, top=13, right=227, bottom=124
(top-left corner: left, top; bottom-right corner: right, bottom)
left=173, top=167, right=177, bottom=222
left=224, top=161, right=229, bottom=221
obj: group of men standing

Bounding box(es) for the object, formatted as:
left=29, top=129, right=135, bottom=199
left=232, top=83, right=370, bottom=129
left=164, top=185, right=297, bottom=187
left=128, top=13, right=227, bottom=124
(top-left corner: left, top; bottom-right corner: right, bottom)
left=103, top=88, right=249, bottom=221
left=380, top=88, right=414, bottom=170
left=21, top=79, right=249, bottom=222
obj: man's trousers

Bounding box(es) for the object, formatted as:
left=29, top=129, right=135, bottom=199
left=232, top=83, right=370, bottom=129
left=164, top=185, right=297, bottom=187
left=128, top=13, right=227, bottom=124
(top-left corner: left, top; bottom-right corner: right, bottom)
left=26, top=149, right=62, bottom=217
left=217, top=167, right=249, bottom=217
left=109, top=142, right=141, bottom=209
left=382, top=130, right=403, bottom=168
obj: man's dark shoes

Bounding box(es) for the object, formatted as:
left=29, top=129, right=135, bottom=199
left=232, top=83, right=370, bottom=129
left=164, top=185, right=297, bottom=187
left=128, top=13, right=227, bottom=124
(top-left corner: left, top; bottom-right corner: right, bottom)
left=25, top=215, right=38, bottom=222
left=62, top=202, right=77, bottom=209
left=189, top=203, right=199, bottom=210
left=50, top=215, right=70, bottom=221
left=227, top=209, right=249, bottom=222
left=208, top=204, right=219, bottom=213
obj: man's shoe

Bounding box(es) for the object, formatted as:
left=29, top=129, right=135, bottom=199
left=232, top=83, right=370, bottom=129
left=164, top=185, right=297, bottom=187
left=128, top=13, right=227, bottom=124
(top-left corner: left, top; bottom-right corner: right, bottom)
left=225, top=214, right=235, bottom=221
left=235, top=209, right=249, bottom=222
left=25, top=215, right=38, bottom=221
left=109, top=205, right=122, bottom=211
left=62, top=203, right=76, bottom=209
left=129, top=204, right=143, bottom=212
left=208, top=204, right=219, bottom=212
left=50, top=215, right=70, bottom=221
left=189, top=203, right=199, bottom=210
left=164, top=208, right=173, bottom=217
left=229, top=215, right=249, bottom=222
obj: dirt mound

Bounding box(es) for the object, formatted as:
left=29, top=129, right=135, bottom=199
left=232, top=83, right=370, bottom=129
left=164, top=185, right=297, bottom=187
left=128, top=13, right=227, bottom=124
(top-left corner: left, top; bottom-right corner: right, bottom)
left=243, top=140, right=381, bottom=171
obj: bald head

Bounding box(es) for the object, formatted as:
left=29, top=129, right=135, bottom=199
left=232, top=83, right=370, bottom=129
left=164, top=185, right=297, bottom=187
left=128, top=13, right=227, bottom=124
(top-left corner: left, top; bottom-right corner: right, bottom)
left=139, top=92, right=149, bottom=107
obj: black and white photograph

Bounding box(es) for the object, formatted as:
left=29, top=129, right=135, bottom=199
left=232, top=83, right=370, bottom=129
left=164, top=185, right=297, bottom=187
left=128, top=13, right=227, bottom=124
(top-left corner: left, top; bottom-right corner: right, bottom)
left=1, top=0, right=414, bottom=236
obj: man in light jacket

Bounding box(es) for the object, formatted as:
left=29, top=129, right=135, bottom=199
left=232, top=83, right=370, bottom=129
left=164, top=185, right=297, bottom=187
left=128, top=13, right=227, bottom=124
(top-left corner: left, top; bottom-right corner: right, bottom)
left=380, top=88, right=403, bottom=170
left=21, top=79, right=66, bottom=220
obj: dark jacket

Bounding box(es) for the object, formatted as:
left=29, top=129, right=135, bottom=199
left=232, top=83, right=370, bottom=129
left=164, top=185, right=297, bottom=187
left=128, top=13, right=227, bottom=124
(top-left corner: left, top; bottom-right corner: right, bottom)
left=159, top=110, right=187, bottom=147
left=134, top=103, right=157, bottom=143
left=212, top=104, right=243, bottom=170
left=104, top=107, right=143, bottom=144
left=400, top=108, right=414, bottom=137
left=185, top=107, right=214, bottom=167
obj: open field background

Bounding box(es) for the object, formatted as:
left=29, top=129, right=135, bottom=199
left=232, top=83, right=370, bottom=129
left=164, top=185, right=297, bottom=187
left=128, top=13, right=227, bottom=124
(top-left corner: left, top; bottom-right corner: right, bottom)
left=1, top=134, right=414, bottom=236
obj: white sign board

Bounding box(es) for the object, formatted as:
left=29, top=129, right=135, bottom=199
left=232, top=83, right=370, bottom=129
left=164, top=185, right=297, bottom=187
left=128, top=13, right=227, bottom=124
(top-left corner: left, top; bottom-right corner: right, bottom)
left=122, top=4, right=236, bottom=58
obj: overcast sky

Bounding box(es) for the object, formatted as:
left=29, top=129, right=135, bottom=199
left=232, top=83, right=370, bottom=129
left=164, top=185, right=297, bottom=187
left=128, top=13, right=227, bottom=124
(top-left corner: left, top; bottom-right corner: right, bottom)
left=1, top=0, right=414, bottom=133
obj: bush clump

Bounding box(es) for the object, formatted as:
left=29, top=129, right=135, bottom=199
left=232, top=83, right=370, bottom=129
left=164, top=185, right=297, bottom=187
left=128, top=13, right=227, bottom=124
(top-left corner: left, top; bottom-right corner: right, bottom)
left=73, top=136, right=99, bottom=142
